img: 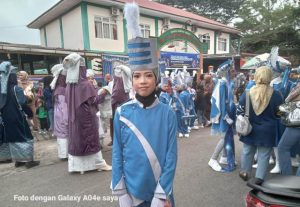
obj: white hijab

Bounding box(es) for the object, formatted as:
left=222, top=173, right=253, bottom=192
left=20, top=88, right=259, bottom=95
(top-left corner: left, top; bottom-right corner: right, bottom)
left=50, top=64, right=64, bottom=90
left=63, top=53, right=85, bottom=84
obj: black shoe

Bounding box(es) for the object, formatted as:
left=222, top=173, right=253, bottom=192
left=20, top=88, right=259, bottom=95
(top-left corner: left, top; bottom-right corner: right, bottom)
left=239, top=171, right=249, bottom=181
left=0, top=159, right=13, bottom=164
left=25, top=161, right=40, bottom=169
left=253, top=177, right=264, bottom=185
left=15, top=161, right=26, bottom=167
left=107, top=141, right=113, bottom=146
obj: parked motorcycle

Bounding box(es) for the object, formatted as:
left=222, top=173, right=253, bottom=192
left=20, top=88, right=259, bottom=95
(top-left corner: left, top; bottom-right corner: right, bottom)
left=245, top=175, right=300, bottom=207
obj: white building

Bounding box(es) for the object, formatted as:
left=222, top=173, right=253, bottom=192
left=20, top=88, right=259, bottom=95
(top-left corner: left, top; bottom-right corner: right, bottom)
left=28, top=0, right=241, bottom=71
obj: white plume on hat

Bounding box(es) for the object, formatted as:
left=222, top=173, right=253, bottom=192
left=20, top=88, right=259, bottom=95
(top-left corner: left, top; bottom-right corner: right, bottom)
left=269, top=46, right=278, bottom=70
left=124, top=3, right=142, bottom=38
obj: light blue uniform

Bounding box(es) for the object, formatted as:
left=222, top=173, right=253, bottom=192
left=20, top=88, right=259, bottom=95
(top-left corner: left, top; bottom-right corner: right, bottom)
left=210, top=79, right=232, bottom=135
left=178, top=90, right=191, bottom=133
left=159, top=91, right=172, bottom=106
left=187, top=88, right=197, bottom=127
left=112, top=98, right=177, bottom=204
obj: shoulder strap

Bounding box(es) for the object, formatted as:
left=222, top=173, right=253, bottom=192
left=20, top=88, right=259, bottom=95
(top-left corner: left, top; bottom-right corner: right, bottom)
left=13, top=86, right=23, bottom=111
left=245, top=90, right=250, bottom=117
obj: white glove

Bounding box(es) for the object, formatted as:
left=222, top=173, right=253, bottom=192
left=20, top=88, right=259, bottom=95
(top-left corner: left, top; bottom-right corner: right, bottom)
left=150, top=197, right=165, bottom=207
left=225, top=115, right=234, bottom=125
left=118, top=194, right=133, bottom=207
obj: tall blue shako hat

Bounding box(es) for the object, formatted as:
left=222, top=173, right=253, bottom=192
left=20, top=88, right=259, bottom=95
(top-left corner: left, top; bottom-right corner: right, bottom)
left=124, top=2, right=158, bottom=78
left=161, top=77, right=170, bottom=86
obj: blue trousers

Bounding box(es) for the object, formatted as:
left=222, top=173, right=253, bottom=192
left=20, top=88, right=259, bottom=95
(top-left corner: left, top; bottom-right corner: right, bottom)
left=176, top=111, right=188, bottom=134
left=278, top=127, right=300, bottom=176
left=47, top=108, right=54, bottom=131
left=241, top=143, right=272, bottom=180
left=197, top=109, right=208, bottom=125
left=189, top=108, right=197, bottom=127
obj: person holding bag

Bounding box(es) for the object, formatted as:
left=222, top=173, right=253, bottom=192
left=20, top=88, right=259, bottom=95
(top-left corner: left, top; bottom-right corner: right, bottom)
left=0, top=61, right=40, bottom=168
left=238, top=66, right=283, bottom=183
left=278, top=82, right=300, bottom=176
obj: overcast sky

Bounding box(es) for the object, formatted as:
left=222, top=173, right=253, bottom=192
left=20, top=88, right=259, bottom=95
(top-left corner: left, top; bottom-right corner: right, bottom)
left=0, top=0, right=60, bottom=45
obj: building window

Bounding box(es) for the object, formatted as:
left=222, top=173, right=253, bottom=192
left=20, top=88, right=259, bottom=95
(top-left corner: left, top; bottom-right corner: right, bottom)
left=218, top=37, right=227, bottom=51
left=94, top=16, right=118, bottom=40
left=199, top=34, right=210, bottom=50
left=140, top=24, right=150, bottom=38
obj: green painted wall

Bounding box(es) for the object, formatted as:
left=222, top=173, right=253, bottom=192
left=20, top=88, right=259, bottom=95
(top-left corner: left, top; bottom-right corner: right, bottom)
left=59, top=18, right=64, bottom=48
left=214, top=31, right=217, bottom=54
left=44, top=27, right=48, bottom=47
left=81, top=2, right=90, bottom=50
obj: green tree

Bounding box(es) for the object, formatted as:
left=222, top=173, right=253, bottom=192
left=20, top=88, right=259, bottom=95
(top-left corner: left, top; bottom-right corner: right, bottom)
left=159, top=0, right=245, bottom=24
left=235, top=0, right=300, bottom=57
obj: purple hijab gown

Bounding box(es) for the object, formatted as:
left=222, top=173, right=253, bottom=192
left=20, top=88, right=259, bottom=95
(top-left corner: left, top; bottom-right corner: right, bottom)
left=65, top=66, right=104, bottom=156
left=53, top=74, right=68, bottom=138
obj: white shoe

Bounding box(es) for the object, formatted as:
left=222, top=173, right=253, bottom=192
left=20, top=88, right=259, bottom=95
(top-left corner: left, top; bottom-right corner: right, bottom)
left=291, top=157, right=300, bottom=167
left=178, top=133, right=183, bottom=138
left=219, top=157, right=238, bottom=165
left=252, top=163, right=258, bottom=169
left=98, top=164, right=112, bottom=171
left=269, top=157, right=275, bottom=165
left=219, top=156, right=228, bottom=165
left=191, top=126, right=199, bottom=130
left=270, top=164, right=280, bottom=174
left=208, top=159, right=222, bottom=172
left=184, top=134, right=189, bottom=138
left=205, top=121, right=212, bottom=127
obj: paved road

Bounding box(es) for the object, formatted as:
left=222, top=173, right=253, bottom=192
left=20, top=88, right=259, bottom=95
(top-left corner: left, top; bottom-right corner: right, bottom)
left=0, top=127, right=258, bottom=207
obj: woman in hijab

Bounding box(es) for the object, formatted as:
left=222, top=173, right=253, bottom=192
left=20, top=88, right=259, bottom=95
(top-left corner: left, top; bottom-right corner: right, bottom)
left=0, top=62, right=40, bottom=168
left=64, top=53, right=111, bottom=174
left=238, top=66, right=283, bottom=183
left=50, top=64, right=68, bottom=159
left=17, top=70, right=38, bottom=131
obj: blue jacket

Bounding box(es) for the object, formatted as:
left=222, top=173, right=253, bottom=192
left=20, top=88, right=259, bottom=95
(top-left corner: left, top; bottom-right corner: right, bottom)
left=238, top=90, right=283, bottom=147
left=43, top=87, right=53, bottom=110
left=159, top=91, right=172, bottom=106
left=246, top=80, right=256, bottom=90
left=112, top=98, right=177, bottom=202
left=179, top=90, right=191, bottom=115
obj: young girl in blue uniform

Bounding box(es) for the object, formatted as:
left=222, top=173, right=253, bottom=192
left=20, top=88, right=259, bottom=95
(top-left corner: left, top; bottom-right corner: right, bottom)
left=111, top=3, right=177, bottom=207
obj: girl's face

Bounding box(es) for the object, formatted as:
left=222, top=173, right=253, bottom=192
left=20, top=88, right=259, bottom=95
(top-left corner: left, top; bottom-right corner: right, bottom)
left=132, top=70, right=156, bottom=97
left=17, top=72, right=27, bottom=81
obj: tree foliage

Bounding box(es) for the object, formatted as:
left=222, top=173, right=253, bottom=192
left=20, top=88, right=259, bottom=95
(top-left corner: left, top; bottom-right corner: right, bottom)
left=235, top=0, right=300, bottom=57
left=159, top=0, right=245, bottom=24
left=158, top=0, right=300, bottom=61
